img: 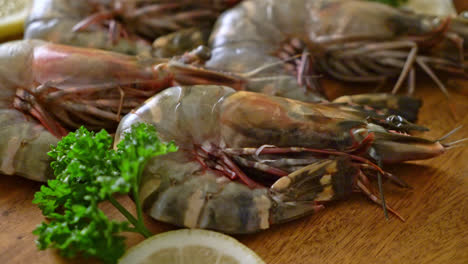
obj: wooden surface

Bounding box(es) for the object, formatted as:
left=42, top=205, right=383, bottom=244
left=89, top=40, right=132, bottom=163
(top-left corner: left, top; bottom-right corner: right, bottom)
left=2, top=2, right=468, bottom=263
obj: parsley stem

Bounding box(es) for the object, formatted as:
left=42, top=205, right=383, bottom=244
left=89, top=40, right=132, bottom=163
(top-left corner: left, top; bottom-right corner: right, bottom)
left=109, top=196, right=138, bottom=225
left=109, top=196, right=153, bottom=238
left=134, top=189, right=144, bottom=221
left=132, top=193, right=152, bottom=238
left=108, top=196, right=151, bottom=237
left=136, top=223, right=152, bottom=238
left=132, top=187, right=149, bottom=237
left=133, top=163, right=149, bottom=235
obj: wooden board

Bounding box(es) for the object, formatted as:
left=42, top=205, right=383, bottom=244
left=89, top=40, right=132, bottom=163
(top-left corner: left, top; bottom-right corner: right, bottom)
left=1, top=1, right=468, bottom=262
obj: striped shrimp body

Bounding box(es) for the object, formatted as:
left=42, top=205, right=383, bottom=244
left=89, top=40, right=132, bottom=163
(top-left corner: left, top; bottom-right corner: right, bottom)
left=207, top=0, right=468, bottom=99
left=0, top=40, right=242, bottom=181
left=114, top=85, right=454, bottom=234
left=25, top=0, right=241, bottom=56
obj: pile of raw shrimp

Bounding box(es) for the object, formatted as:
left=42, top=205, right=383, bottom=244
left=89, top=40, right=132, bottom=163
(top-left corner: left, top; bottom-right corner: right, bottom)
left=2, top=0, right=466, bottom=234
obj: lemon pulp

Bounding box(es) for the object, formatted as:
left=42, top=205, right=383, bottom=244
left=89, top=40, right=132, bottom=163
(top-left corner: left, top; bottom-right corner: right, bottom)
left=119, top=229, right=265, bottom=264
left=0, top=0, right=31, bottom=39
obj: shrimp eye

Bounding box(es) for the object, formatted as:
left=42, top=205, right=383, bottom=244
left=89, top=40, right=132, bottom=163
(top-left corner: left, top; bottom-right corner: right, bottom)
left=192, top=45, right=212, bottom=61
left=386, top=115, right=405, bottom=127
left=459, top=11, right=468, bottom=20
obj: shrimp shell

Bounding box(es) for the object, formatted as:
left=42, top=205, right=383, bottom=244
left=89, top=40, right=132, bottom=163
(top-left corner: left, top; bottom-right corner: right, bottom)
left=114, top=85, right=448, bottom=233
left=207, top=0, right=468, bottom=97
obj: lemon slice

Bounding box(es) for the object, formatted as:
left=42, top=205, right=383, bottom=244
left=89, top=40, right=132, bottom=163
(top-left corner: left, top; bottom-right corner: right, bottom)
left=402, top=0, right=456, bottom=16
left=119, top=229, right=265, bottom=264
left=0, top=0, right=31, bottom=39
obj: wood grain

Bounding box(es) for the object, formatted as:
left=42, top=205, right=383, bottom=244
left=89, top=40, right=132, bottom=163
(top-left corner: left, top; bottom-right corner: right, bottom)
left=454, top=1, right=468, bottom=11
left=1, top=2, right=468, bottom=263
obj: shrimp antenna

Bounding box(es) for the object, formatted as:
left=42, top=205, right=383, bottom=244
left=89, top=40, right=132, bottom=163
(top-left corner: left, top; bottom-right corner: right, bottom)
left=248, top=75, right=295, bottom=82
left=437, top=126, right=467, bottom=149
left=442, top=137, right=468, bottom=149
left=377, top=159, right=389, bottom=220
left=437, top=125, right=463, bottom=142
left=249, top=74, right=321, bottom=82
left=415, top=59, right=451, bottom=100
left=356, top=171, right=404, bottom=221
left=242, top=54, right=304, bottom=78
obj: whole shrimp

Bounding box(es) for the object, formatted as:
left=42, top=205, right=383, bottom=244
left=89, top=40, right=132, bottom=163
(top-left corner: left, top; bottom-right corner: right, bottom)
left=114, top=85, right=461, bottom=234
left=0, top=40, right=242, bottom=181
left=25, top=0, right=241, bottom=56
left=207, top=0, right=468, bottom=98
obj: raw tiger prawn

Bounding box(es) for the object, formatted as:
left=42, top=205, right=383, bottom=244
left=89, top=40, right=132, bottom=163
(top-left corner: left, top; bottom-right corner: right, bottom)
left=207, top=0, right=468, bottom=99
left=114, top=85, right=464, bottom=234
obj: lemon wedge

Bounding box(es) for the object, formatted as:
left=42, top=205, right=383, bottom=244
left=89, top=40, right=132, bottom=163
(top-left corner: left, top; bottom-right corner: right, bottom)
left=119, top=229, right=265, bottom=264
left=403, top=0, right=456, bottom=16
left=0, top=0, right=31, bottom=39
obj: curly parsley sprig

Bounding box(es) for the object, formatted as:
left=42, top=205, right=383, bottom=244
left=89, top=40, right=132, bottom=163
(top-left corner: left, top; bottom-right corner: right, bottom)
left=33, top=123, right=177, bottom=263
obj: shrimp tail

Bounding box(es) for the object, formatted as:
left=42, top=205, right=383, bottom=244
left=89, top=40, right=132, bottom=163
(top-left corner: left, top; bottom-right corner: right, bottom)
left=270, top=158, right=355, bottom=224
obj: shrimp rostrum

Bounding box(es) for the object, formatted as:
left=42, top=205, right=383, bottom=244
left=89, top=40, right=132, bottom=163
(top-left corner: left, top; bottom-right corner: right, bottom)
left=207, top=0, right=468, bottom=98
left=114, top=85, right=462, bottom=234
left=0, top=40, right=242, bottom=182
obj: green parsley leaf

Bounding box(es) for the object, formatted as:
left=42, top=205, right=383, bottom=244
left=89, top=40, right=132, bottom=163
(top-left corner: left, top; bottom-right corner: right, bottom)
left=33, top=123, right=177, bottom=264
left=117, top=123, right=177, bottom=187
